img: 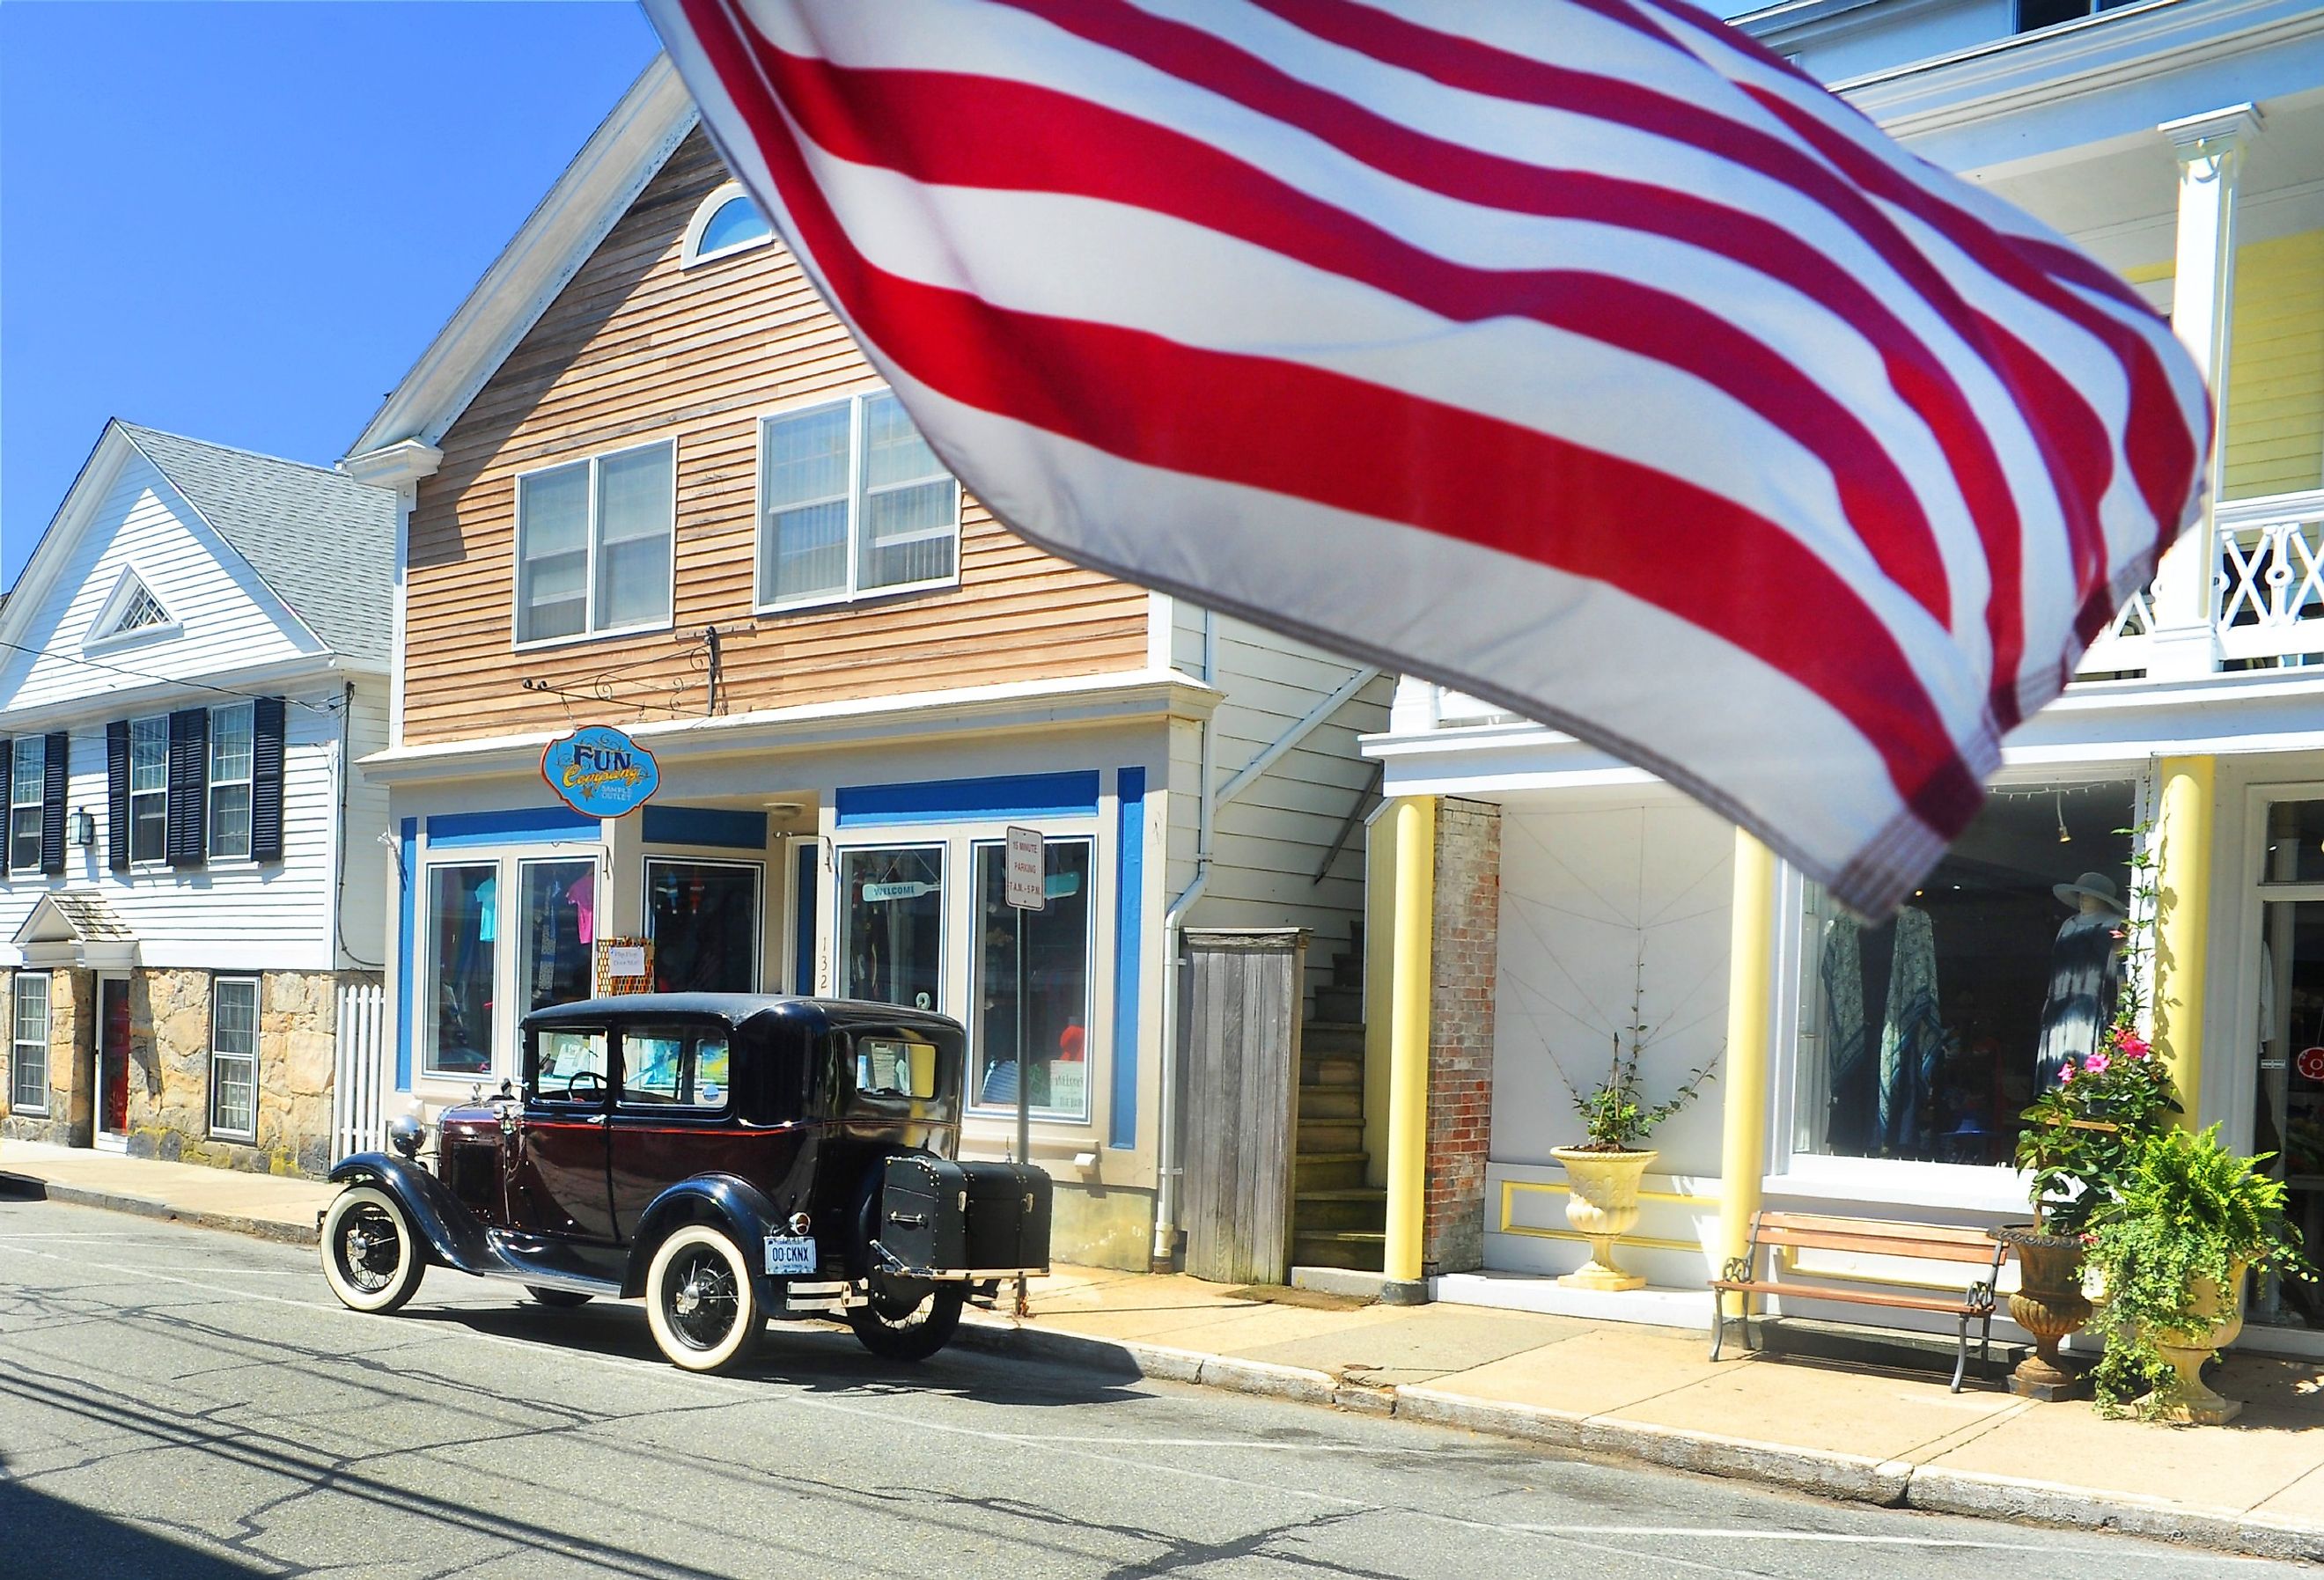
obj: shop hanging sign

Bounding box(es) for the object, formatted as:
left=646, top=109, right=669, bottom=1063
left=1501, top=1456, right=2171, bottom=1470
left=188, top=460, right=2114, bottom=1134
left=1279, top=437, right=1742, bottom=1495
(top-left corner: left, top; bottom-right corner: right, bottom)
left=2298, top=1047, right=2324, bottom=1084
left=541, top=724, right=659, bottom=817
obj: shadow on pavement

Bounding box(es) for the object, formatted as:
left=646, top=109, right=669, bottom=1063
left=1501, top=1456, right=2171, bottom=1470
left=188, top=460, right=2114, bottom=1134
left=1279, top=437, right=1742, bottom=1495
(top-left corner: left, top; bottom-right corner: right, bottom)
left=0, top=1472, right=263, bottom=1577
left=398, top=1297, right=1151, bottom=1406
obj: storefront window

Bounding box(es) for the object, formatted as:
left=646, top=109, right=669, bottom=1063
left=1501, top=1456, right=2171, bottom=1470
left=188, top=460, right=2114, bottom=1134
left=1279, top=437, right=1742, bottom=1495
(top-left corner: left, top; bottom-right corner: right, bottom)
left=11, top=972, right=49, bottom=1114
left=970, top=839, right=1092, bottom=1119
left=519, top=858, right=597, bottom=1014
left=2253, top=800, right=2324, bottom=1328
left=424, top=863, right=497, bottom=1077
left=647, top=860, right=761, bottom=993
left=1795, top=781, right=2136, bottom=1168
left=839, top=846, right=944, bottom=1010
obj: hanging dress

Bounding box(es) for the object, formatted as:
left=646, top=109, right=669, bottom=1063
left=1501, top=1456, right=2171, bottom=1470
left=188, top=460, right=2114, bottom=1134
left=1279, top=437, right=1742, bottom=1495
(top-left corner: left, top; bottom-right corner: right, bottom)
left=1878, top=907, right=1943, bottom=1155
left=2034, top=910, right=2123, bottom=1089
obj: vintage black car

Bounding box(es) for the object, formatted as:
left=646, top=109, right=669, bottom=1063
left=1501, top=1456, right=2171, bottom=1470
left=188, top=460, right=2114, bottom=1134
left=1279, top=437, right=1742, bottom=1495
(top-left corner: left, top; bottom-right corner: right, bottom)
left=319, top=994, right=1052, bottom=1372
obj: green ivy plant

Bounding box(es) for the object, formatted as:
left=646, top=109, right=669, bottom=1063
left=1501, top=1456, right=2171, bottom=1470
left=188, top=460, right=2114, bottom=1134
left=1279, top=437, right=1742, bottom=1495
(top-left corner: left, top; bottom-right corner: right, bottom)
left=2013, top=823, right=2180, bottom=1235
left=2085, top=1125, right=2310, bottom=1415
left=1560, top=965, right=1716, bottom=1153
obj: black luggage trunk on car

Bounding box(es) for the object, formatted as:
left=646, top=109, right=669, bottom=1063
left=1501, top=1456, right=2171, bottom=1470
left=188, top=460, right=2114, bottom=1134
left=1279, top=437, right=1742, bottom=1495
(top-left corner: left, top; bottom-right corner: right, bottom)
left=874, top=1155, right=1052, bottom=1275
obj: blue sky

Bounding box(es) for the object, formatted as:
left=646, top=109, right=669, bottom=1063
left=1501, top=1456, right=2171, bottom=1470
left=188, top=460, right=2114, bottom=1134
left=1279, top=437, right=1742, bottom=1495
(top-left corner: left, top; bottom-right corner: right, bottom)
left=0, top=1, right=661, bottom=584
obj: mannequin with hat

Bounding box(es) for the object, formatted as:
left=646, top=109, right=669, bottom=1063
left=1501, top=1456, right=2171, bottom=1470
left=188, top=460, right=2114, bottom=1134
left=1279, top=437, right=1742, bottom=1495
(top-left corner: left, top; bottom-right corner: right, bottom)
left=2034, top=871, right=2126, bottom=1091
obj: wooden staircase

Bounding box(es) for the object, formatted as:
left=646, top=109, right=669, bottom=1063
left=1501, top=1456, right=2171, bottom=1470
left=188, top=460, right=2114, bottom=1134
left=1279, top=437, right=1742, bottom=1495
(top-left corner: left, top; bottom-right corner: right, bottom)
left=1291, top=926, right=1386, bottom=1271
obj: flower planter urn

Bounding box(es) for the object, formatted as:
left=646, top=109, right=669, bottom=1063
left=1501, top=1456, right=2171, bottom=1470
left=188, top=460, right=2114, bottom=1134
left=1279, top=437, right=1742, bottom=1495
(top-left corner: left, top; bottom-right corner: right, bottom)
left=1989, top=1225, right=2091, bottom=1401
left=1552, top=1147, right=1655, bottom=1291
left=2149, top=1266, right=2248, bottom=1426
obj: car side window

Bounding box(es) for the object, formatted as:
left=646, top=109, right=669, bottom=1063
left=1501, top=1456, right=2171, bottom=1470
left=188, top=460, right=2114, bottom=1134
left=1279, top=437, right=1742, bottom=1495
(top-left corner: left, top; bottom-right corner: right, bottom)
left=530, top=1028, right=609, bottom=1105
left=855, top=1033, right=938, bottom=1099
left=619, top=1024, right=731, bottom=1111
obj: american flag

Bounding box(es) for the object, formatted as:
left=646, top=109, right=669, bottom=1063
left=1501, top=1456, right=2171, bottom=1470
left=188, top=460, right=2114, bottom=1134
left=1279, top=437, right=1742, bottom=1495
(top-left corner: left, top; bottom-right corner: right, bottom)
left=644, top=0, right=2210, bottom=915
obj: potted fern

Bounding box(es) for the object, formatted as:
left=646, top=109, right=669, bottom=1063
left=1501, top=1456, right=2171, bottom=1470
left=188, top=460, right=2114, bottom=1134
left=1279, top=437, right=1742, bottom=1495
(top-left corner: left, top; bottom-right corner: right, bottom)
left=1552, top=974, right=1714, bottom=1292
left=2085, top=1125, right=2309, bottom=1422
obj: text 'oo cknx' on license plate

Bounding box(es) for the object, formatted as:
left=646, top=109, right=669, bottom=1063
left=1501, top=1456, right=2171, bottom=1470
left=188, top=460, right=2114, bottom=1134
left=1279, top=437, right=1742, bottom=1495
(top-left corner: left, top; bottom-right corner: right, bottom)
left=763, top=1235, right=816, bottom=1275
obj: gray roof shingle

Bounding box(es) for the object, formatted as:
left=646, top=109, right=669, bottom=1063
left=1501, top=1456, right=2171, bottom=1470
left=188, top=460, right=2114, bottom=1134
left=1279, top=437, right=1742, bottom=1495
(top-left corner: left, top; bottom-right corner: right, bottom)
left=116, top=423, right=395, bottom=668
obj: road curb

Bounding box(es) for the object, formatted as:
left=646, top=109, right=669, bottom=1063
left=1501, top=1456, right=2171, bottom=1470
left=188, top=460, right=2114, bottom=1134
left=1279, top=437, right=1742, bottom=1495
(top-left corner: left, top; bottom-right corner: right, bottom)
left=0, top=1171, right=319, bottom=1246
left=957, top=1313, right=2317, bottom=1561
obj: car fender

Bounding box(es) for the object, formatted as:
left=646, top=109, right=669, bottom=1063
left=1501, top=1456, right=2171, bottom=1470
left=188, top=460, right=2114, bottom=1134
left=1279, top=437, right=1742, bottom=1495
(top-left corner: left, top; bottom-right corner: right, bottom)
left=621, top=1173, right=785, bottom=1301
left=326, top=1153, right=499, bottom=1276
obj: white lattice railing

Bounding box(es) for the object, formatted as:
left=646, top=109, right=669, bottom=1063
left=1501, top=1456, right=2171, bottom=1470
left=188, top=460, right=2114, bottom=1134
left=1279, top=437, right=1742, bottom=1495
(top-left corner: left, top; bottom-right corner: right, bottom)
left=2076, top=488, right=2324, bottom=677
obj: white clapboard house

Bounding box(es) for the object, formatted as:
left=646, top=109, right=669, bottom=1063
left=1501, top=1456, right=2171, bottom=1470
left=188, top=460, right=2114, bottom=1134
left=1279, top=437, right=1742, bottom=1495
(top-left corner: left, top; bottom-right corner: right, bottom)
left=0, top=421, right=393, bottom=1174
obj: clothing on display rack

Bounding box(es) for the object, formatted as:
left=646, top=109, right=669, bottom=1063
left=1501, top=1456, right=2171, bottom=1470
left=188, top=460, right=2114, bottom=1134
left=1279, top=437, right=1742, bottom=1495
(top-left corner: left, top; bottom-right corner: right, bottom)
left=2034, top=909, right=2124, bottom=1090
left=1879, top=907, right=1943, bottom=1155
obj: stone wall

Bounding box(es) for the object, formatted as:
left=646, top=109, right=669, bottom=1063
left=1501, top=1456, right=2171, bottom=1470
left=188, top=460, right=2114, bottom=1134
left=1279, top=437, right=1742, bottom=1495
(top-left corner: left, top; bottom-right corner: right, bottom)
left=1423, top=797, right=1499, bottom=1275
left=124, top=968, right=357, bottom=1178
left=0, top=966, right=92, bottom=1147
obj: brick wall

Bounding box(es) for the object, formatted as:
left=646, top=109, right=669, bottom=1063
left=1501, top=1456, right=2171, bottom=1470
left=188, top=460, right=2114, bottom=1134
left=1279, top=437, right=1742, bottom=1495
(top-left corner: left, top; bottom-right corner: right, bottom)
left=1424, top=797, right=1499, bottom=1275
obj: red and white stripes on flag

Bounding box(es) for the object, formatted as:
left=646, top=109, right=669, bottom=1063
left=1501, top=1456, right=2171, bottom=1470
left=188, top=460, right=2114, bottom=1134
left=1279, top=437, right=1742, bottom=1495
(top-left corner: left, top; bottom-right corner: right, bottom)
left=644, top=0, right=2210, bottom=915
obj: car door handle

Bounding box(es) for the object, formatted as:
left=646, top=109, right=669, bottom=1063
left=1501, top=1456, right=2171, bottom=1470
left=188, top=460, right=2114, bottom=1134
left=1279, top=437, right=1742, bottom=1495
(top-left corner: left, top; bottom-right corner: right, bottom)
left=585, top=1113, right=608, bottom=1126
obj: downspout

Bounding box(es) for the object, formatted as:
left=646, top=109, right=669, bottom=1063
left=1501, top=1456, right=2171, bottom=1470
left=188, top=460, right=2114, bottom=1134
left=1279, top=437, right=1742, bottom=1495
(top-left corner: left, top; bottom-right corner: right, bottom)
left=1151, top=612, right=1217, bottom=1269
left=1150, top=631, right=1382, bottom=1271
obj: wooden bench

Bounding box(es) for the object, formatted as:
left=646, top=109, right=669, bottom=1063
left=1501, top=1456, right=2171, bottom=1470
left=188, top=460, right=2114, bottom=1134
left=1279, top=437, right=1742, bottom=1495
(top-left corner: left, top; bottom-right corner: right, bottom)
left=1710, top=1211, right=2007, bottom=1392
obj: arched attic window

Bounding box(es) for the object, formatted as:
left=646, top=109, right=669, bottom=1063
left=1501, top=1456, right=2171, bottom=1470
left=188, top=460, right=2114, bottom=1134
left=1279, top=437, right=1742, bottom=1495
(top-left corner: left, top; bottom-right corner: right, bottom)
left=681, top=181, right=776, bottom=268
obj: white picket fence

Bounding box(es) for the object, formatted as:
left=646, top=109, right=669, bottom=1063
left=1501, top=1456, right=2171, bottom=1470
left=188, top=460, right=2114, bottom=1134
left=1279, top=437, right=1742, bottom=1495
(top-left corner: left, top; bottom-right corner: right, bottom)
left=333, top=981, right=387, bottom=1162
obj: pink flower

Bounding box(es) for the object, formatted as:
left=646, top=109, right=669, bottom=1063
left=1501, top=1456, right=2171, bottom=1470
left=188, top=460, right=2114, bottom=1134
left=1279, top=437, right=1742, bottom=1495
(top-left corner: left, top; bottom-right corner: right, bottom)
left=2114, top=1033, right=2151, bottom=1061
left=2058, top=1063, right=2076, bottom=1084
left=2085, top=1051, right=2112, bottom=1075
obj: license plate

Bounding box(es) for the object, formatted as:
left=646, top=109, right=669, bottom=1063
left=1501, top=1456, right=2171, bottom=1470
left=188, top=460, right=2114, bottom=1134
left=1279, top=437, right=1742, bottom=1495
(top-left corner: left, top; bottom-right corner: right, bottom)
left=763, top=1235, right=817, bottom=1276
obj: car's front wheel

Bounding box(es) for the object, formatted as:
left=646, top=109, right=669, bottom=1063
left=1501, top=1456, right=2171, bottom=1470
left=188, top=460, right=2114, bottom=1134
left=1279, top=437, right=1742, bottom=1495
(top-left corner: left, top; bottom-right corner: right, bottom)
left=320, top=1184, right=425, bottom=1314
left=644, top=1224, right=763, bottom=1372
left=849, top=1277, right=964, bottom=1362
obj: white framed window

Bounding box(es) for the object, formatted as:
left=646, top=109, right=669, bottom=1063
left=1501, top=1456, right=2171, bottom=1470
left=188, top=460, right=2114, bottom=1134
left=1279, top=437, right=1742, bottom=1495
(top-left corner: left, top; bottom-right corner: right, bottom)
left=513, top=439, right=675, bottom=646
left=968, top=837, right=1095, bottom=1122
left=836, top=845, right=947, bottom=1012
left=1782, top=775, right=2141, bottom=1188
left=680, top=180, right=776, bottom=268
left=758, top=390, right=959, bottom=610
left=10, top=972, right=49, bottom=1114
left=210, top=975, right=259, bottom=1142
left=645, top=858, right=762, bottom=993
left=423, top=862, right=500, bottom=1079
left=84, top=569, right=177, bottom=650
left=517, top=856, right=599, bottom=1016
left=208, top=702, right=254, bottom=860
left=129, top=715, right=167, bottom=864
left=9, top=737, right=44, bottom=873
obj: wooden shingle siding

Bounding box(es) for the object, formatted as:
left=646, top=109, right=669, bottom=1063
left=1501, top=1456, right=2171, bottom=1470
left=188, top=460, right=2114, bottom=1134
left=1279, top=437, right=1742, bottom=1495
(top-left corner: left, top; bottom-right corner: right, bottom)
left=403, top=131, right=1146, bottom=746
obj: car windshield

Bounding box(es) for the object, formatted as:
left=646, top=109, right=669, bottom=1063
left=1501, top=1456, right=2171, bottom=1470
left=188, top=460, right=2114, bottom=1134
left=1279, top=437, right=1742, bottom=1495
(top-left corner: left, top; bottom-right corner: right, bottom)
left=532, top=1028, right=608, bottom=1102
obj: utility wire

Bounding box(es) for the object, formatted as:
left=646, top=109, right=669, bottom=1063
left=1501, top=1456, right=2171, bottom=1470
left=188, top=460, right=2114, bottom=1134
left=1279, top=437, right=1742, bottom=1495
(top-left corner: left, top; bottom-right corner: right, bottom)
left=0, top=638, right=342, bottom=714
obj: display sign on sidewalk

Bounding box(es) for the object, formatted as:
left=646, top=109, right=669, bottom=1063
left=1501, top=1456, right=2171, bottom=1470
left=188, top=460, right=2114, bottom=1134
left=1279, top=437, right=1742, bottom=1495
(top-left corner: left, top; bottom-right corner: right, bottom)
left=1005, top=826, right=1046, bottom=912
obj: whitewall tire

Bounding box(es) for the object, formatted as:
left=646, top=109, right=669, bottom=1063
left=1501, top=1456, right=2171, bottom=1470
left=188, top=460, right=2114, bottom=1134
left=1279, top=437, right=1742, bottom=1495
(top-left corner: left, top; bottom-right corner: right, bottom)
left=644, top=1224, right=763, bottom=1372
left=320, top=1184, right=426, bottom=1314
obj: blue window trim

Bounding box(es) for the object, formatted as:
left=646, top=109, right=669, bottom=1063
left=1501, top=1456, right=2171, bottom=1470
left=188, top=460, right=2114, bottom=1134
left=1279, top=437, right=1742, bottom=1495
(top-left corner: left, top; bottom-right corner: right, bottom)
left=792, top=841, right=818, bottom=994
left=834, top=770, right=1100, bottom=828
left=394, top=818, right=416, bottom=1091
left=425, top=805, right=599, bottom=849
left=1109, top=768, right=1144, bottom=1150
left=643, top=805, right=768, bottom=850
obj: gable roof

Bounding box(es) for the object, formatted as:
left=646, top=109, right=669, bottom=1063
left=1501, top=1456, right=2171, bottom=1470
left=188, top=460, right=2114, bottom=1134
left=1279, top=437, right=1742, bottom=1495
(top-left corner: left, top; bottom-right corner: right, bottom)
left=114, top=423, right=395, bottom=667
left=345, top=56, right=699, bottom=462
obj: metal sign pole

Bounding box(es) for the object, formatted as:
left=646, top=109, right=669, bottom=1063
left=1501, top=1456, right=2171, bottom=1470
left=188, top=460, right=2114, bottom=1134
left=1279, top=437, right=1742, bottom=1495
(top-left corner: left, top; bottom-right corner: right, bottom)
left=1004, top=826, right=1045, bottom=1321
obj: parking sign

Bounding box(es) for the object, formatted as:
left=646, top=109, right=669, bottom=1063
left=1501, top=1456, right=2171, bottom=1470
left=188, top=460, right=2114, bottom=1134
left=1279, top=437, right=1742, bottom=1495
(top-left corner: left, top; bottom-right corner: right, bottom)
left=1005, top=826, right=1045, bottom=911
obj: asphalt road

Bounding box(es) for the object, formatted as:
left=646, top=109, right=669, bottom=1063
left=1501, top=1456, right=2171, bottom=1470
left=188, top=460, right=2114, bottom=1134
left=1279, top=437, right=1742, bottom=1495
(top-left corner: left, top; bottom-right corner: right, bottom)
left=0, top=1195, right=2285, bottom=1579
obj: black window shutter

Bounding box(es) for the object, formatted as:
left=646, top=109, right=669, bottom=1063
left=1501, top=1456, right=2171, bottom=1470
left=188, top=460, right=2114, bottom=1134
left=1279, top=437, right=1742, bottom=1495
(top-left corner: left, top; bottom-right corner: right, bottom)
left=0, top=738, right=11, bottom=878
left=39, top=730, right=67, bottom=876
left=251, top=696, right=286, bottom=864
left=166, top=708, right=208, bottom=868
left=106, top=722, right=129, bottom=872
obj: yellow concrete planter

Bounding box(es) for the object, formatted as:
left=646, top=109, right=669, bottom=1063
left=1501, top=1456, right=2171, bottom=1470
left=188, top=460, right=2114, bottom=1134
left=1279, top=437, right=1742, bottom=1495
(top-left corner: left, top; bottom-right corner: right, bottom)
left=1552, top=1147, right=1656, bottom=1291
left=2148, top=1265, right=2249, bottom=1425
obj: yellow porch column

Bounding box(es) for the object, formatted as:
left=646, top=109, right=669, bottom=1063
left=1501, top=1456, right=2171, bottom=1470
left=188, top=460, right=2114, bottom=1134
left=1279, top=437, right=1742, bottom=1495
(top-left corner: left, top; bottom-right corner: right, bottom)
left=1382, top=796, right=1436, bottom=1284
left=2153, top=756, right=2217, bottom=1120
left=1717, top=831, right=1777, bottom=1283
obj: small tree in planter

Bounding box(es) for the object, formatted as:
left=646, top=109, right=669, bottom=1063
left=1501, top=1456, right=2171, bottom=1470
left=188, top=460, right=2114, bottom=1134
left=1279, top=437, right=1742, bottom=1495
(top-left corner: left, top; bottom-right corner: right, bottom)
left=1550, top=968, right=1715, bottom=1291
left=2085, top=1125, right=2309, bottom=1422
left=1997, top=827, right=2179, bottom=1398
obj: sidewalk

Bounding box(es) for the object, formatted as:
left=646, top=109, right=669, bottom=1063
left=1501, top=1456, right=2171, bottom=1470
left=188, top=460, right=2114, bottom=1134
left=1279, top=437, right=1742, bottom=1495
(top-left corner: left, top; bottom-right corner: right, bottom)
left=6, top=1143, right=2320, bottom=1561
